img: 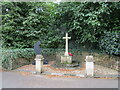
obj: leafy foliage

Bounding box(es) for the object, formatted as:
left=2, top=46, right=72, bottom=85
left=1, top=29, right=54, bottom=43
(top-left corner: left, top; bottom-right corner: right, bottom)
left=2, top=48, right=119, bottom=70
left=99, top=31, right=120, bottom=55
left=2, top=48, right=35, bottom=69
left=1, top=2, right=120, bottom=55
left=55, top=2, right=120, bottom=55
left=1, top=48, right=81, bottom=69
left=2, top=2, right=60, bottom=48
left=56, top=2, right=120, bottom=44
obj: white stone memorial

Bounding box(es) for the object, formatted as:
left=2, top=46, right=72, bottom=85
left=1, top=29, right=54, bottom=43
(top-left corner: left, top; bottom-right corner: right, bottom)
left=63, top=33, right=71, bottom=56
left=85, top=56, right=94, bottom=77
left=61, top=33, right=72, bottom=63
left=35, top=55, right=44, bottom=74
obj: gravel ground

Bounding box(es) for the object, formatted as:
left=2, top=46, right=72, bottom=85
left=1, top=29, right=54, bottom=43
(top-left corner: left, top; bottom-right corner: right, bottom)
left=94, top=64, right=118, bottom=75
left=14, top=63, right=119, bottom=78
left=15, top=64, right=86, bottom=76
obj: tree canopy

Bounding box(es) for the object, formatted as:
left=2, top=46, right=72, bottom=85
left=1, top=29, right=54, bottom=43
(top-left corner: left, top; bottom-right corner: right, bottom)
left=1, top=2, right=120, bottom=55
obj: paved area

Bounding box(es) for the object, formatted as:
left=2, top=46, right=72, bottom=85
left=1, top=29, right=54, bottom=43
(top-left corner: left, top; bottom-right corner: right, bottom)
left=15, top=64, right=86, bottom=77
left=2, top=71, right=118, bottom=88
left=15, top=64, right=118, bottom=78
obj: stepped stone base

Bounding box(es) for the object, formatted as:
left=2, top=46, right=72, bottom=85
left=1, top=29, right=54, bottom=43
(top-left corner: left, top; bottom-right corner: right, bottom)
left=61, top=55, right=72, bottom=64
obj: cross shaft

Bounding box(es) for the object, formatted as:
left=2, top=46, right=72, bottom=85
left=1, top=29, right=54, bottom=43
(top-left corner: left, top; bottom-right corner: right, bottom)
left=63, top=33, right=71, bottom=56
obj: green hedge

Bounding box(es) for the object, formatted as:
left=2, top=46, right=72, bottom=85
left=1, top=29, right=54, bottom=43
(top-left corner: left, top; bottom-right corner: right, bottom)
left=99, top=31, right=120, bottom=56
left=2, top=48, right=119, bottom=70
left=1, top=48, right=94, bottom=70
left=2, top=48, right=35, bottom=70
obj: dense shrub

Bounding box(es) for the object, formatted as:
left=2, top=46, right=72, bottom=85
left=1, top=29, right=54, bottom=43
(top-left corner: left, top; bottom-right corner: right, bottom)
left=1, top=48, right=94, bottom=70
left=99, top=31, right=120, bottom=56
left=56, top=2, right=120, bottom=44
left=2, top=48, right=64, bottom=70
left=2, top=48, right=35, bottom=70
left=1, top=2, right=120, bottom=56
left=1, top=2, right=60, bottom=48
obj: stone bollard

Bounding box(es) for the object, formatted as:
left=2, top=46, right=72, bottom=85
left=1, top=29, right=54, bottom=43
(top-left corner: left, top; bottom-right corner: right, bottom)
left=85, top=56, right=94, bottom=77
left=35, top=55, right=44, bottom=74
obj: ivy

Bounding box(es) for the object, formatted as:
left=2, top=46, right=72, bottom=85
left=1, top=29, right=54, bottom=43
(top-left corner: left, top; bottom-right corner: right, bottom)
left=99, top=31, right=120, bottom=55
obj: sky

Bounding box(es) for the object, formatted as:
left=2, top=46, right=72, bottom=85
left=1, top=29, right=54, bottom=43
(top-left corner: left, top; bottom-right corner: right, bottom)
left=54, top=0, right=61, bottom=4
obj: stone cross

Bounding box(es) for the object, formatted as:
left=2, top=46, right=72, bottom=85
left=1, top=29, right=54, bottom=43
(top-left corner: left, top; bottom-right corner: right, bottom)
left=63, top=33, right=71, bottom=56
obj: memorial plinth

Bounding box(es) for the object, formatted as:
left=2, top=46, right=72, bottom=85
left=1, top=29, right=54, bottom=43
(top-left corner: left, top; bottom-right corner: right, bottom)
left=61, top=33, right=72, bottom=64
left=61, top=55, right=72, bottom=63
